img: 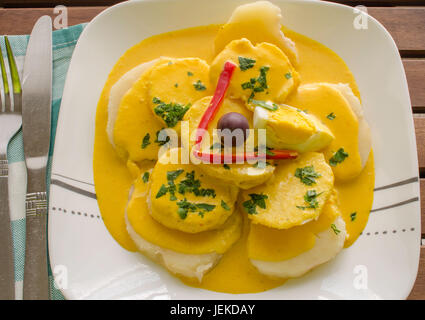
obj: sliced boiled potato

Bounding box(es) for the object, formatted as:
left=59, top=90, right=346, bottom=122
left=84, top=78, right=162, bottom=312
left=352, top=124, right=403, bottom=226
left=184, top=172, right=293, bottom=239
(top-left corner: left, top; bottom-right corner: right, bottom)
left=253, top=103, right=334, bottom=152
left=286, top=83, right=372, bottom=181
left=112, top=59, right=170, bottom=162
left=126, top=169, right=242, bottom=281
left=214, top=0, right=298, bottom=66
left=107, top=59, right=160, bottom=147
left=183, top=96, right=275, bottom=189
left=240, top=152, right=334, bottom=229
left=249, top=191, right=346, bottom=278
left=210, top=39, right=299, bottom=106
left=250, top=216, right=346, bottom=279
left=149, top=148, right=239, bottom=233
left=146, top=58, right=213, bottom=130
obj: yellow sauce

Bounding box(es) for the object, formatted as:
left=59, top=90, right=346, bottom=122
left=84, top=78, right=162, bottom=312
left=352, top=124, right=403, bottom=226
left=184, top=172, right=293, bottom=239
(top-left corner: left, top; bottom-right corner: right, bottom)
left=93, top=25, right=374, bottom=294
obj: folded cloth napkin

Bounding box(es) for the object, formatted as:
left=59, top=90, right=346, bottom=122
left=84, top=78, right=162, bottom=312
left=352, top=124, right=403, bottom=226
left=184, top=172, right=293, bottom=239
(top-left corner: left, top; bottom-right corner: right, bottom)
left=1, top=23, right=86, bottom=300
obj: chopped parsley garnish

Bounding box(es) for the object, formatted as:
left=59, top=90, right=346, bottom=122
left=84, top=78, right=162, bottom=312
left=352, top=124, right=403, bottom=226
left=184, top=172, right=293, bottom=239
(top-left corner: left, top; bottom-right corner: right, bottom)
left=253, top=161, right=270, bottom=169
left=327, top=112, right=336, bottom=120
left=177, top=171, right=216, bottom=198
left=141, top=133, right=151, bottom=149
left=238, top=56, right=256, bottom=71
left=174, top=83, right=178, bottom=88
left=154, top=129, right=171, bottom=146
left=210, top=142, right=223, bottom=150
left=156, top=169, right=184, bottom=201
left=221, top=200, right=231, bottom=211
left=295, top=166, right=321, bottom=186
left=350, top=212, right=357, bottom=222
left=243, top=193, right=268, bottom=214
left=142, top=172, right=149, bottom=183
left=167, top=169, right=184, bottom=181
left=297, top=190, right=322, bottom=210
left=284, top=72, right=292, bottom=79
left=156, top=184, right=168, bottom=198
left=250, top=99, right=278, bottom=111
left=187, top=71, right=194, bottom=76
left=254, top=145, right=275, bottom=156
left=176, top=198, right=215, bottom=219
left=152, top=97, right=190, bottom=128
left=223, top=164, right=230, bottom=170
left=329, top=148, right=349, bottom=167
left=241, top=66, right=270, bottom=101
left=193, top=80, right=206, bottom=91
left=331, top=223, right=341, bottom=235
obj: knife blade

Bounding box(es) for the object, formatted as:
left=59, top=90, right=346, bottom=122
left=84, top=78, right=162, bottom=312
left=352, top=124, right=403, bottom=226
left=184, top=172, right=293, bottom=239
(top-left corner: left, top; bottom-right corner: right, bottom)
left=21, top=15, right=52, bottom=300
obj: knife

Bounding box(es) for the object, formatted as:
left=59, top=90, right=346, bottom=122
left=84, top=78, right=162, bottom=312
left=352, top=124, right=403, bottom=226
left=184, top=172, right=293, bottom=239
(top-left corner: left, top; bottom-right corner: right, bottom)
left=21, top=16, right=52, bottom=300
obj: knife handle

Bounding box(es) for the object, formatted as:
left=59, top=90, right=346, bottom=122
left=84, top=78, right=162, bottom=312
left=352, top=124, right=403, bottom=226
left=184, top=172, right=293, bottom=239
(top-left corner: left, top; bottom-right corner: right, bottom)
left=0, top=156, right=16, bottom=300
left=23, top=168, right=49, bottom=300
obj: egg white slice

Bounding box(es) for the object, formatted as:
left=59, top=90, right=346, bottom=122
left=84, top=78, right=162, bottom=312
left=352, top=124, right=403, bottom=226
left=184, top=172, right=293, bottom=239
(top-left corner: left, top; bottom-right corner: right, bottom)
left=250, top=216, right=346, bottom=279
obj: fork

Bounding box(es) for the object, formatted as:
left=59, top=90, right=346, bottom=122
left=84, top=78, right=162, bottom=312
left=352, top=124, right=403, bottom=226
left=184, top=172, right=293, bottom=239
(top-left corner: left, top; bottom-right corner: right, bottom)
left=0, top=36, right=22, bottom=300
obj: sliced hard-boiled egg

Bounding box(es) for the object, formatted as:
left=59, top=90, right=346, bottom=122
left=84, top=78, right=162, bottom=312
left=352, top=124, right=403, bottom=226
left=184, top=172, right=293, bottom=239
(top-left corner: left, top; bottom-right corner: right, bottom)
left=125, top=168, right=242, bottom=281
left=210, top=39, right=299, bottom=106
left=240, top=152, right=334, bottom=229
left=253, top=102, right=334, bottom=152
left=183, top=96, right=276, bottom=189
left=286, top=83, right=372, bottom=181
left=214, top=0, right=298, bottom=66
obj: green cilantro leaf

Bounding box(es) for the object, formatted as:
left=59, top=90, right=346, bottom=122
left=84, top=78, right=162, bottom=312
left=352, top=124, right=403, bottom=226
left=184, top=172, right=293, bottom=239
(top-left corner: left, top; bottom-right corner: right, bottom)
left=329, top=148, right=349, bottom=167
left=331, top=223, right=341, bottom=235
left=141, top=133, right=151, bottom=149
left=327, top=112, right=336, bottom=120
left=221, top=200, right=231, bottom=211
left=243, top=193, right=268, bottom=214
left=238, top=56, right=256, bottom=71
left=193, top=80, right=206, bottom=91
left=350, top=212, right=357, bottom=222
left=142, top=172, right=149, bottom=183
left=295, top=166, right=321, bottom=186
left=284, top=72, right=292, bottom=79
left=153, top=97, right=190, bottom=128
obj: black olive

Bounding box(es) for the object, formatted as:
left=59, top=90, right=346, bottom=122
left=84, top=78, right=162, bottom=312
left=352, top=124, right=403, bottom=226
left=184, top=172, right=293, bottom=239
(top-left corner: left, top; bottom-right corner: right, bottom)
left=217, top=112, right=250, bottom=147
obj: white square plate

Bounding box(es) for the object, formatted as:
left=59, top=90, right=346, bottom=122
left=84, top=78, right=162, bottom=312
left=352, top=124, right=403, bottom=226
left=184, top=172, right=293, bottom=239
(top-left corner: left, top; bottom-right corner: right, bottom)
left=49, top=0, right=421, bottom=299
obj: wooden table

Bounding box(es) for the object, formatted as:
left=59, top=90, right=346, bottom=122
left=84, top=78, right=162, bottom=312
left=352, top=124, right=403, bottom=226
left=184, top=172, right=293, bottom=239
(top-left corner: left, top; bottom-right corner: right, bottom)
left=1, top=0, right=424, bottom=299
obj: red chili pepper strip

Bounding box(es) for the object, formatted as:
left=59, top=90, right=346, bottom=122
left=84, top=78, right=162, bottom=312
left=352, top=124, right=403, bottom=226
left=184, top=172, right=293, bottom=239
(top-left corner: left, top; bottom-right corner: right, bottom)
left=194, top=61, right=237, bottom=147
left=192, top=60, right=298, bottom=163
left=192, top=149, right=298, bottom=162
left=265, top=149, right=299, bottom=160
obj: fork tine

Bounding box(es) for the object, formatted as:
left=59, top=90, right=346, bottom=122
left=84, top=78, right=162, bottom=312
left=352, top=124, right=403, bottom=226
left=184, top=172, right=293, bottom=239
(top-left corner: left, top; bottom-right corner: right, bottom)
left=0, top=39, right=10, bottom=112
left=4, top=37, right=21, bottom=113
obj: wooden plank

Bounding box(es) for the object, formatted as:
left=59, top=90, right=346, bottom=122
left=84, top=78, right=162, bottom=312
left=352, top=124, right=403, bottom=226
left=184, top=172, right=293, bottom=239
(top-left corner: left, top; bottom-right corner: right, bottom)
left=2, top=0, right=425, bottom=7
left=421, top=179, right=425, bottom=236
left=414, top=115, right=425, bottom=175
left=367, top=7, right=425, bottom=56
left=404, top=59, right=425, bottom=112
left=1, top=0, right=122, bottom=7
left=408, top=246, right=425, bottom=299
left=0, top=7, right=106, bottom=35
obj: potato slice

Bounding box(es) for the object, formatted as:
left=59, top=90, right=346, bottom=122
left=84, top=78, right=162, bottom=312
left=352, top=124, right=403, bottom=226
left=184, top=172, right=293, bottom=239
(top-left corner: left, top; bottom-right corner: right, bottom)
left=214, top=0, right=298, bottom=66
left=146, top=58, right=212, bottom=130
left=240, top=152, right=334, bottom=229
left=211, top=39, right=299, bottom=107
left=149, top=148, right=239, bottom=233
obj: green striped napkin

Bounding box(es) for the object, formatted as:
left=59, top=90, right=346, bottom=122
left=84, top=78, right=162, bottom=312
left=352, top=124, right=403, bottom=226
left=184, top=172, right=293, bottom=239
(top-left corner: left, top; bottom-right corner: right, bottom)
left=1, top=23, right=86, bottom=300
